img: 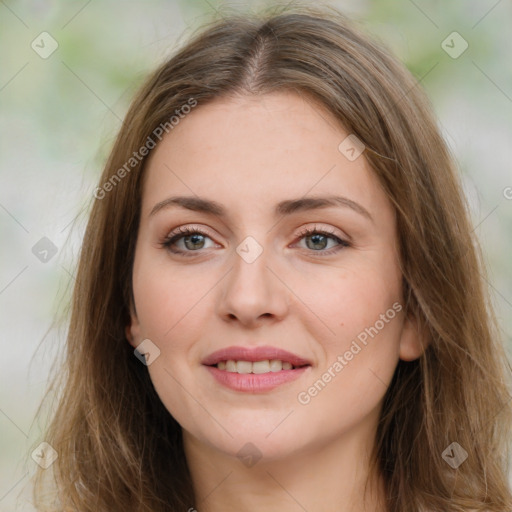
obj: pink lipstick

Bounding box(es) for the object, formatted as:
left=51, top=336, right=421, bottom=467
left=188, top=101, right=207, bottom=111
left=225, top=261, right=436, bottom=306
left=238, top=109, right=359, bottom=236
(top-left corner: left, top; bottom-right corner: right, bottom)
left=202, top=345, right=312, bottom=392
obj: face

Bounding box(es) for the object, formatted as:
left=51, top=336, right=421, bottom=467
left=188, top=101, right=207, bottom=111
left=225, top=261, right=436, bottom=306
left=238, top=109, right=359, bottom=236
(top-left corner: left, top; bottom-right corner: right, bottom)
left=126, top=91, right=423, bottom=461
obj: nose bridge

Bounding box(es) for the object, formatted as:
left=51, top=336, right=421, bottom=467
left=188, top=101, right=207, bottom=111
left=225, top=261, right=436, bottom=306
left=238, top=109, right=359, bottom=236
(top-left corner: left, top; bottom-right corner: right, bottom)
left=230, top=233, right=274, bottom=297
left=216, top=232, right=288, bottom=323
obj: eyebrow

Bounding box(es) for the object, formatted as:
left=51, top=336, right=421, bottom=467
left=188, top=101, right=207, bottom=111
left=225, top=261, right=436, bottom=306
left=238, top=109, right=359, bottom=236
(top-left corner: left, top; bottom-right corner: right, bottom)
left=149, top=195, right=373, bottom=222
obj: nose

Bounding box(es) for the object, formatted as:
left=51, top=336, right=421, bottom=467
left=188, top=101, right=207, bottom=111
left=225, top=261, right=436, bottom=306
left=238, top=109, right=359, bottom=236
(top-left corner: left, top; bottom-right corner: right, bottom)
left=216, top=242, right=289, bottom=328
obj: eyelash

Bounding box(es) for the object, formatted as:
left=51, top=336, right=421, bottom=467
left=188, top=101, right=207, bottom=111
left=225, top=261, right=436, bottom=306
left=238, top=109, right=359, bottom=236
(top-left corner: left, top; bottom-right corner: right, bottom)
left=159, top=225, right=350, bottom=257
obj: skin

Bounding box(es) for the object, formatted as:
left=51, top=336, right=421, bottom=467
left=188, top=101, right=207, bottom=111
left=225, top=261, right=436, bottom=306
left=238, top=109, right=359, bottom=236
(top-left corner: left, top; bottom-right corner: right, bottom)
left=126, top=91, right=425, bottom=512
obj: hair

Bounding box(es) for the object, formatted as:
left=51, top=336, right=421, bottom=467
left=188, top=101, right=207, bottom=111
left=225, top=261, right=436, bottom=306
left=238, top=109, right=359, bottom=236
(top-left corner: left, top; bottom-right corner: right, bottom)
left=32, top=3, right=512, bottom=511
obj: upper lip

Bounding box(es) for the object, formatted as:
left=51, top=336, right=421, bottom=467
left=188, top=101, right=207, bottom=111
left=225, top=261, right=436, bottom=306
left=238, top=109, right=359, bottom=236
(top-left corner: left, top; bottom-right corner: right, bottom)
left=202, top=345, right=312, bottom=367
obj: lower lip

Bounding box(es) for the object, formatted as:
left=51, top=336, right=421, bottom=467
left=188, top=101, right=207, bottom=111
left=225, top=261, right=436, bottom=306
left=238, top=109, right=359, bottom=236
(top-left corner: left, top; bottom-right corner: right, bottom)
left=205, top=365, right=310, bottom=392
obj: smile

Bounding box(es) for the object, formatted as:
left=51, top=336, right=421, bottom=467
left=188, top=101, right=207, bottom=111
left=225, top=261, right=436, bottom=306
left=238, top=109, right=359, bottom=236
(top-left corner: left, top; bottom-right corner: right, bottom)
left=214, top=359, right=301, bottom=373
left=202, top=345, right=312, bottom=392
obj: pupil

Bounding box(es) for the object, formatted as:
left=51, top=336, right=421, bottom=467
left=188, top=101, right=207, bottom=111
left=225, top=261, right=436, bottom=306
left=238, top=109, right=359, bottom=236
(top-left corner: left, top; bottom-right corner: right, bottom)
left=308, top=234, right=327, bottom=250
left=185, top=234, right=204, bottom=250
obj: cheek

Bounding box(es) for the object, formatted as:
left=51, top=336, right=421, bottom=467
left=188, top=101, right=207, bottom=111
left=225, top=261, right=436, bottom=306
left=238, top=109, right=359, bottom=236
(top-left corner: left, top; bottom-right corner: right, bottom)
left=132, top=250, right=213, bottom=344
left=296, top=291, right=403, bottom=433
left=294, top=258, right=402, bottom=346
left=295, top=259, right=403, bottom=399
left=131, top=260, right=215, bottom=431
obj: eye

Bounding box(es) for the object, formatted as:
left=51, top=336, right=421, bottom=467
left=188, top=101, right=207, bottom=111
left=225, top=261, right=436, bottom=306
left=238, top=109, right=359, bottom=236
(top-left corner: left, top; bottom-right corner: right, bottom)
left=293, top=225, right=350, bottom=255
left=159, top=224, right=350, bottom=257
left=159, top=226, right=217, bottom=256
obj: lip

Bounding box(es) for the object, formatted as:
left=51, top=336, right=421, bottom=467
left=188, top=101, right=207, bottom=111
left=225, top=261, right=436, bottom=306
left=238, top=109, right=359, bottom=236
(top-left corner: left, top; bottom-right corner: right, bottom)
left=201, top=345, right=311, bottom=367
left=202, top=345, right=312, bottom=393
left=205, top=365, right=310, bottom=392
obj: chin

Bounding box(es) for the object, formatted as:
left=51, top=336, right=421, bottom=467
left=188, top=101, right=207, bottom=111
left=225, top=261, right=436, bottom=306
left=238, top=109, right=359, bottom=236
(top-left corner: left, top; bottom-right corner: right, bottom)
left=185, top=412, right=314, bottom=464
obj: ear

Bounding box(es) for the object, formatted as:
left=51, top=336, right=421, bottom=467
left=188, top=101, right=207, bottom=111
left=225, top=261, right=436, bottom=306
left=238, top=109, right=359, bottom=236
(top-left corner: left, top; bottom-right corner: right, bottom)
left=125, top=301, right=142, bottom=349
left=398, top=310, right=428, bottom=362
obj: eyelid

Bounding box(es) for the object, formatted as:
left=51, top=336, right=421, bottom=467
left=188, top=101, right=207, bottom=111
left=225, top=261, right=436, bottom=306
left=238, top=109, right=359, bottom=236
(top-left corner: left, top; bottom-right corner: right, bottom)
left=166, top=224, right=214, bottom=239
left=294, top=223, right=347, bottom=241
left=163, top=223, right=346, bottom=243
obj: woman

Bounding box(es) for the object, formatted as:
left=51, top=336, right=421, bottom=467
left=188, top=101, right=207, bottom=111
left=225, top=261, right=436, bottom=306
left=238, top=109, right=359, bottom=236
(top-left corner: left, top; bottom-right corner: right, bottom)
left=32, top=3, right=512, bottom=511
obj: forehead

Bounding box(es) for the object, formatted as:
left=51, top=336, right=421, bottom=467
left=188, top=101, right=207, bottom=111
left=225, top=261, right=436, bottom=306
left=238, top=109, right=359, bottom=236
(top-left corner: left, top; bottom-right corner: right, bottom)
left=140, top=91, right=390, bottom=222
left=152, top=92, right=345, bottom=164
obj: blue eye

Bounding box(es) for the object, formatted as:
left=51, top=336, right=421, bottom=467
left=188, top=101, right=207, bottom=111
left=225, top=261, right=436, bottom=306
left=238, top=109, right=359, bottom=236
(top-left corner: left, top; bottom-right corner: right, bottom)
left=294, top=225, right=350, bottom=255
left=160, top=225, right=350, bottom=257
left=160, top=226, right=215, bottom=256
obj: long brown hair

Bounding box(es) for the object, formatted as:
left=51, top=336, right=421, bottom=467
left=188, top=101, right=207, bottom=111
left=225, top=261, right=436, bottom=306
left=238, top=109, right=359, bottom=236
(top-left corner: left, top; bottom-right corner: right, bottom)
left=32, top=3, right=512, bottom=511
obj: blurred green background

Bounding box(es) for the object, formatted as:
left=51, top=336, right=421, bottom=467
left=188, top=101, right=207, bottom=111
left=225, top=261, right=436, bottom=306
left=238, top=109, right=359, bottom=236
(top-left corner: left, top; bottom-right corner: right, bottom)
left=1, top=0, right=511, bottom=509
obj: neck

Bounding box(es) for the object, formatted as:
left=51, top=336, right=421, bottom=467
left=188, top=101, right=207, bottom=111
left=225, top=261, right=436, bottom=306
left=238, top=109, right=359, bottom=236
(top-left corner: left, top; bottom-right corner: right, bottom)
left=183, top=417, right=387, bottom=512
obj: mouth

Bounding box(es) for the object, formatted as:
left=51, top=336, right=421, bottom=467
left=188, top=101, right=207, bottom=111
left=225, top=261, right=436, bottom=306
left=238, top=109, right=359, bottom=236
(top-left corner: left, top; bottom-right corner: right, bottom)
left=211, top=359, right=307, bottom=373
left=202, top=346, right=312, bottom=392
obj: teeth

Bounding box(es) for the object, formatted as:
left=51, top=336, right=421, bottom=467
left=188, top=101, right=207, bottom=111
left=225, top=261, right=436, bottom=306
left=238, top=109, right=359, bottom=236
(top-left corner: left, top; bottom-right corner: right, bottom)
left=236, top=361, right=252, bottom=374
left=216, top=359, right=299, bottom=373
left=269, top=359, right=283, bottom=372
left=226, top=360, right=237, bottom=372
left=252, top=360, right=270, bottom=374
